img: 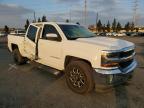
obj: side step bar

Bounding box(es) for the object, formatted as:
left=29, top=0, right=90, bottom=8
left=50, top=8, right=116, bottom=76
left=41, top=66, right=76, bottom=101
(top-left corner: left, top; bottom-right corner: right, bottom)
left=28, top=61, right=63, bottom=76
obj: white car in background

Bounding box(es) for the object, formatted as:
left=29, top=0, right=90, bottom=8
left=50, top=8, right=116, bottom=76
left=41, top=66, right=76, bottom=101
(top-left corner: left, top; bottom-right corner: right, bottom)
left=111, top=32, right=117, bottom=36
left=116, top=33, right=126, bottom=36
left=106, top=32, right=112, bottom=36
left=10, top=30, right=26, bottom=35
left=0, top=32, right=6, bottom=37
left=112, top=32, right=126, bottom=37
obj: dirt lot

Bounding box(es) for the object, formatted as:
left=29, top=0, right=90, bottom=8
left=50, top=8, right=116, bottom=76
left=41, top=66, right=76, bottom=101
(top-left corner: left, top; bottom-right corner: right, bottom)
left=0, top=36, right=144, bottom=108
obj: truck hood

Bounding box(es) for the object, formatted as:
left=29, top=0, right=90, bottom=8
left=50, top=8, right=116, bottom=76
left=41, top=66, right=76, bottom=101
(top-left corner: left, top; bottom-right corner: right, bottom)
left=76, top=37, right=134, bottom=50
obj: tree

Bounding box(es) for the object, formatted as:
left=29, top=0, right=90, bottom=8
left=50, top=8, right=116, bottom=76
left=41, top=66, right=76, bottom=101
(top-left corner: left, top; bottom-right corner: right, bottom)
left=130, top=22, right=135, bottom=32
left=125, top=22, right=130, bottom=32
left=116, top=22, right=122, bottom=32
left=136, top=28, right=139, bottom=32
left=66, top=19, right=69, bottom=23
left=4, top=25, right=9, bottom=34
left=112, top=18, right=117, bottom=32
left=88, top=25, right=95, bottom=31
left=97, top=19, right=102, bottom=32
left=24, top=19, right=30, bottom=30
left=102, top=24, right=106, bottom=32
left=42, top=15, right=47, bottom=22
left=106, top=20, right=111, bottom=32
left=38, top=18, right=41, bottom=22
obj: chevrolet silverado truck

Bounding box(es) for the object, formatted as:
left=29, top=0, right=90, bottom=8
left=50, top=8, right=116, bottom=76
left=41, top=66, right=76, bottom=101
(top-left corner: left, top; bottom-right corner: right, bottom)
left=8, top=22, right=137, bottom=94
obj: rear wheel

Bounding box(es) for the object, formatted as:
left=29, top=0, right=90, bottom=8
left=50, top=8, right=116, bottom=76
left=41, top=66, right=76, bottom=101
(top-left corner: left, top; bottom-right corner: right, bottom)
left=13, top=49, right=26, bottom=65
left=65, top=60, right=94, bottom=94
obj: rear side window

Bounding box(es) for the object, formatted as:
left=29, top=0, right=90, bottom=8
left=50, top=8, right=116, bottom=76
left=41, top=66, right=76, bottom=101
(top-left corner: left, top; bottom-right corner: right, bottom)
left=27, top=25, right=38, bottom=42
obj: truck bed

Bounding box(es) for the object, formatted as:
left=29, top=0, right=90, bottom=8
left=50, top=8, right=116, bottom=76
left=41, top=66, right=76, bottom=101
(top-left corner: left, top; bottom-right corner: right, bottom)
left=8, top=34, right=25, bottom=52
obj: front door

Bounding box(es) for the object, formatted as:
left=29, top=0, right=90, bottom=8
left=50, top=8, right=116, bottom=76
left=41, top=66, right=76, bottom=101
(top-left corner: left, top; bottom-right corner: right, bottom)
left=24, top=25, right=40, bottom=60
left=38, top=24, right=63, bottom=69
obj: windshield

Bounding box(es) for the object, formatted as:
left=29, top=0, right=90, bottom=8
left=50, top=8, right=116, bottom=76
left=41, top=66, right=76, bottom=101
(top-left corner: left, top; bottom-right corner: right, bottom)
left=59, top=24, right=95, bottom=40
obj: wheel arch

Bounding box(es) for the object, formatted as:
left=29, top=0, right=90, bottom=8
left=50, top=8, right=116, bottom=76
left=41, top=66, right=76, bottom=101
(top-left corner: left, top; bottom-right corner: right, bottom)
left=64, top=55, right=92, bottom=69
left=11, top=43, right=19, bottom=51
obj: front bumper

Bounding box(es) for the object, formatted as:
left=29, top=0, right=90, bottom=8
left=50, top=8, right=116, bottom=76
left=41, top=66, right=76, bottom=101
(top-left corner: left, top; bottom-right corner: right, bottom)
left=93, top=60, right=137, bottom=89
left=95, top=60, right=137, bottom=75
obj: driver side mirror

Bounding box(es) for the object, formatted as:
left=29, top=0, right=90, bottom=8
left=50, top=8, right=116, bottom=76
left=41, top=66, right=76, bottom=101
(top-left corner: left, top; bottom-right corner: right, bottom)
left=45, top=33, right=61, bottom=41
left=46, top=33, right=57, bottom=38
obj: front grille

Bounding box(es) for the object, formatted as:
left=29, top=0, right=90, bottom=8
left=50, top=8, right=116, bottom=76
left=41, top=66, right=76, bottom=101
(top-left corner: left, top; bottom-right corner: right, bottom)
left=119, top=50, right=134, bottom=58
left=119, top=49, right=134, bottom=69
left=119, top=59, right=133, bottom=69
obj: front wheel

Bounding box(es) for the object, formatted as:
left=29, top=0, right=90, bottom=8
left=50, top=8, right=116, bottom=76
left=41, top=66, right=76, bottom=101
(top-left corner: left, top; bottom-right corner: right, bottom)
left=65, top=60, right=94, bottom=94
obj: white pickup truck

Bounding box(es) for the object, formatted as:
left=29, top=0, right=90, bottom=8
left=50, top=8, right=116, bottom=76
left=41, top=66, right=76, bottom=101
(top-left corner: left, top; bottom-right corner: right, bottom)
left=8, top=22, right=137, bottom=94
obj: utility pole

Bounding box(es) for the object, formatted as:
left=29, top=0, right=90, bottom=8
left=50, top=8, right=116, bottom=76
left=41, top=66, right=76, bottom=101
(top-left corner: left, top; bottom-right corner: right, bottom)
left=133, top=0, right=139, bottom=26
left=69, top=9, right=71, bottom=23
left=96, top=12, right=99, bottom=32
left=34, top=12, right=36, bottom=23
left=84, top=0, right=87, bottom=26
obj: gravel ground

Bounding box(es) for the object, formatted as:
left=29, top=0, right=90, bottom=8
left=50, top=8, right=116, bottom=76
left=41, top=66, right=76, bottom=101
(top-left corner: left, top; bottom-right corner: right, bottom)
left=0, top=36, right=144, bottom=108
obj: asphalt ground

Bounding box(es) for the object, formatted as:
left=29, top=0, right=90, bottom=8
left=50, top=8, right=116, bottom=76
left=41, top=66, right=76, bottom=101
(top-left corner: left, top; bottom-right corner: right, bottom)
left=0, top=36, right=144, bottom=108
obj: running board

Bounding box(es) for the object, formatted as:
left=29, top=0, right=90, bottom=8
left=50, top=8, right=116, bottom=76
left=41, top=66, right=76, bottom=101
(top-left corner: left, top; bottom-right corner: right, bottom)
left=39, top=65, right=62, bottom=76
left=29, top=61, right=62, bottom=76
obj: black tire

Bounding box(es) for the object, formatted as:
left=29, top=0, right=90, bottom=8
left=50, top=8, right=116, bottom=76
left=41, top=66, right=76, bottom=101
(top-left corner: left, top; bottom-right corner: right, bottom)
left=13, top=48, right=26, bottom=65
left=65, top=60, right=94, bottom=94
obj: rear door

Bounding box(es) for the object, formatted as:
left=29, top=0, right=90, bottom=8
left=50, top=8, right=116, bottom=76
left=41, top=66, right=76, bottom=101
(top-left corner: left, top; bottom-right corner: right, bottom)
left=24, top=25, right=40, bottom=60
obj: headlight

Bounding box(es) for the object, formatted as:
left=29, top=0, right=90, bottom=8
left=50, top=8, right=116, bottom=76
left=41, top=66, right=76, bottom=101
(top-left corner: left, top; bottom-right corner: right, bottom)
left=101, top=51, right=120, bottom=67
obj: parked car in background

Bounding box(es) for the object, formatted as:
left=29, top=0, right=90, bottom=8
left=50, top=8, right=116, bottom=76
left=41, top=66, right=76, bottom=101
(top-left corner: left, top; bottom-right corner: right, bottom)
left=111, top=32, right=125, bottom=37
left=106, top=32, right=112, bottom=36
left=116, top=32, right=126, bottom=36
left=125, top=32, right=138, bottom=36
left=131, top=32, right=138, bottom=36
left=99, top=32, right=107, bottom=36
left=10, top=29, right=26, bottom=35
left=137, top=32, right=144, bottom=36
left=125, top=32, right=133, bottom=36
left=0, top=32, right=6, bottom=37
left=96, top=33, right=100, bottom=36
left=125, top=32, right=131, bottom=36
left=93, top=32, right=99, bottom=36
left=111, top=32, right=117, bottom=36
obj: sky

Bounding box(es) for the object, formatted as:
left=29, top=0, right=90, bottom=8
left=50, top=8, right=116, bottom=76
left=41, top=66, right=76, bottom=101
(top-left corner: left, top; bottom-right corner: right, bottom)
left=0, top=0, right=144, bottom=28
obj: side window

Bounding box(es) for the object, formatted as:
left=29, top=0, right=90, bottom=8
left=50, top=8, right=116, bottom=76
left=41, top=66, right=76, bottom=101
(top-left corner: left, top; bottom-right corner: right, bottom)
left=42, top=25, right=61, bottom=41
left=27, top=25, right=38, bottom=42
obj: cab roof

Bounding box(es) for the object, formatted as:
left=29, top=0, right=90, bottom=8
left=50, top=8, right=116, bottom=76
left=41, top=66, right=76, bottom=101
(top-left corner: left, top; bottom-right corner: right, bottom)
left=31, top=22, right=78, bottom=26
